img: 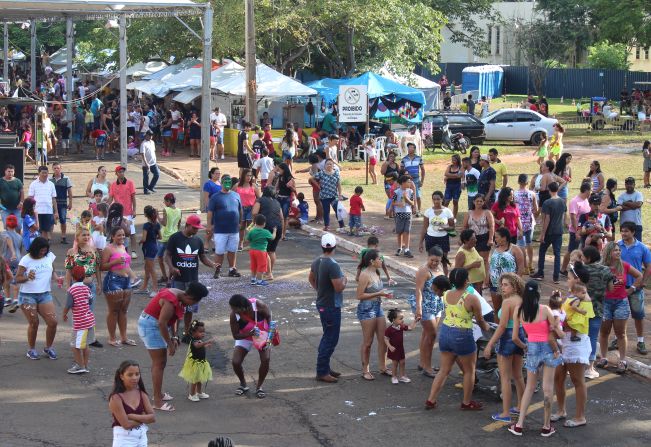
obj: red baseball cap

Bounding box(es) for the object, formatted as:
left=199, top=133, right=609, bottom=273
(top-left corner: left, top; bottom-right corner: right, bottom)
left=5, top=214, right=18, bottom=228
left=186, top=214, right=205, bottom=229
left=115, top=165, right=126, bottom=173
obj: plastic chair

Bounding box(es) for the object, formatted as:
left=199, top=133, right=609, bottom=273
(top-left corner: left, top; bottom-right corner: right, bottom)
left=375, top=136, right=387, bottom=161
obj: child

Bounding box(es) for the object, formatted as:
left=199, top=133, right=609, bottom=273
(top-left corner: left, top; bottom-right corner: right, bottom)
left=297, top=192, right=309, bottom=225
left=355, top=236, right=395, bottom=284
left=1, top=214, right=21, bottom=312
left=138, top=206, right=161, bottom=297
left=73, top=210, right=94, bottom=251
left=384, top=172, right=399, bottom=219
left=90, top=128, right=107, bottom=160
left=109, top=360, right=155, bottom=445
left=384, top=308, right=417, bottom=384
left=534, top=131, right=548, bottom=165
left=252, top=131, right=266, bottom=156
left=252, top=148, right=275, bottom=188
left=562, top=283, right=594, bottom=342
left=391, top=175, right=414, bottom=258
left=62, top=266, right=95, bottom=374
left=548, top=290, right=565, bottom=355
left=22, top=124, right=35, bottom=163
left=21, top=197, right=39, bottom=251
left=92, top=203, right=108, bottom=251
left=0, top=256, right=14, bottom=317
left=88, top=189, right=104, bottom=217
left=158, top=193, right=181, bottom=285
left=365, top=138, right=378, bottom=184
left=127, top=135, right=139, bottom=158
left=246, top=214, right=276, bottom=286
left=60, top=120, right=71, bottom=156
left=179, top=320, right=215, bottom=401
left=349, top=186, right=365, bottom=236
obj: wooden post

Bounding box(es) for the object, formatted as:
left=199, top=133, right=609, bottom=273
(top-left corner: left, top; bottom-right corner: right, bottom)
left=244, top=0, right=257, bottom=126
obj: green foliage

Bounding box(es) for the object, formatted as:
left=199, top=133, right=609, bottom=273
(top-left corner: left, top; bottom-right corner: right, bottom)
left=586, top=40, right=630, bottom=70
left=587, top=0, right=651, bottom=48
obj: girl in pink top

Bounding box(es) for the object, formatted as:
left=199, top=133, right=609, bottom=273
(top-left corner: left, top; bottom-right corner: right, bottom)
left=22, top=125, right=35, bottom=163
left=234, top=169, right=261, bottom=251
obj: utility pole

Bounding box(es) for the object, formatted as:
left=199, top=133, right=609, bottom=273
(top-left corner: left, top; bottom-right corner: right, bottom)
left=244, top=0, right=257, bottom=126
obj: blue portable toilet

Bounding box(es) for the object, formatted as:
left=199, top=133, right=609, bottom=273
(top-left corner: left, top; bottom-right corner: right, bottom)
left=462, top=65, right=504, bottom=99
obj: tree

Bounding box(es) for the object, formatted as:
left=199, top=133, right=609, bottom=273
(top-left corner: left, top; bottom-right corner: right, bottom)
left=587, top=40, right=630, bottom=70
left=586, top=0, right=651, bottom=48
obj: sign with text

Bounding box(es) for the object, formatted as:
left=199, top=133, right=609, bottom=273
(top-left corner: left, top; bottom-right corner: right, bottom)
left=338, top=85, right=368, bottom=122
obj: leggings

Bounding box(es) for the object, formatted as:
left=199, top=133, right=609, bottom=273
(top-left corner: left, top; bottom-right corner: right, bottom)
left=320, top=197, right=344, bottom=228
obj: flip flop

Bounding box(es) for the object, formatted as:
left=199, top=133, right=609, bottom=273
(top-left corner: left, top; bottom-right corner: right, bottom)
left=153, top=402, right=175, bottom=412
left=379, top=369, right=392, bottom=377
left=121, top=339, right=137, bottom=346
left=162, top=392, right=174, bottom=401
left=550, top=413, right=566, bottom=422
left=108, top=340, right=121, bottom=347
left=564, top=420, right=587, bottom=428
left=361, top=372, right=375, bottom=381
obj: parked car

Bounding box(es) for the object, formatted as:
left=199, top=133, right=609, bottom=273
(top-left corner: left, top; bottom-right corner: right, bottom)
left=481, top=108, right=558, bottom=145
left=422, top=111, right=485, bottom=150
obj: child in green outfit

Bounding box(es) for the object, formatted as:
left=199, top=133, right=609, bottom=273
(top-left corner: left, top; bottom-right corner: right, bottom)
left=246, top=214, right=277, bottom=286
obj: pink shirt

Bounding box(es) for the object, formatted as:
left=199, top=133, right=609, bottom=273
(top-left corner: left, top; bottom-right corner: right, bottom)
left=568, top=195, right=590, bottom=233
left=109, top=180, right=136, bottom=216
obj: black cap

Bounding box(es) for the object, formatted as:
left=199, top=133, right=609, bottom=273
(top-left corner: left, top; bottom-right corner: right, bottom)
left=589, top=193, right=602, bottom=204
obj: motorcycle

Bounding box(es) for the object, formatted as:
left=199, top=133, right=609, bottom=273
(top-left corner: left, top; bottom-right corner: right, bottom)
left=441, top=123, right=469, bottom=154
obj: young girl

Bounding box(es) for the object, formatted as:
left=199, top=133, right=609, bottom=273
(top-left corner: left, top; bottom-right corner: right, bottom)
left=384, top=308, right=417, bottom=384
left=109, top=360, right=155, bottom=447
left=365, top=138, right=378, bottom=184
left=548, top=290, right=566, bottom=354
left=179, top=320, right=215, bottom=402
left=138, top=206, right=161, bottom=297
left=21, top=197, right=39, bottom=251
left=88, top=189, right=104, bottom=217
left=92, top=203, right=108, bottom=251
left=534, top=131, right=548, bottom=165
left=22, top=124, right=35, bottom=164
left=562, top=283, right=594, bottom=342
left=73, top=210, right=94, bottom=251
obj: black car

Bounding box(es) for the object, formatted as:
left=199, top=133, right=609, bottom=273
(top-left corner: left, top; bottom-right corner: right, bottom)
left=422, top=111, right=486, bottom=149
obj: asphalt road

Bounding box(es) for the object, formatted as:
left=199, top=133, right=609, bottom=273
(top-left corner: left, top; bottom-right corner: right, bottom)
left=0, top=227, right=649, bottom=447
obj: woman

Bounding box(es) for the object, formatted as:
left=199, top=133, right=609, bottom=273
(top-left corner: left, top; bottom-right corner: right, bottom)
left=643, top=140, right=651, bottom=188
left=408, top=247, right=445, bottom=377
left=489, top=227, right=524, bottom=315
left=454, top=229, right=486, bottom=293
left=380, top=151, right=400, bottom=185
left=469, top=146, right=481, bottom=171
left=101, top=227, right=136, bottom=347
left=425, top=268, right=488, bottom=410
left=462, top=194, right=494, bottom=283
left=598, top=242, right=643, bottom=374
left=234, top=169, right=261, bottom=250
left=138, top=282, right=208, bottom=410
left=538, top=160, right=566, bottom=207
left=252, top=187, right=284, bottom=280
left=202, top=167, right=222, bottom=209
left=356, top=250, right=392, bottom=380
left=484, top=273, right=526, bottom=422
left=314, top=159, right=344, bottom=232
left=272, top=163, right=296, bottom=240
left=188, top=112, right=201, bottom=158
left=85, top=165, right=110, bottom=201
left=443, top=154, right=463, bottom=219
left=65, top=227, right=103, bottom=348
left=160, top=110, right=173, bottom=157
left=587, top=160, right=605, bottom=194
left=280, top=128, right=297, bottom=171
left=418, top=191, right=454, bottom=275
left=491, top=187, right=522, bottom=245
left=548, top=123, right=564, bottom=162
left=237, top=121, right=254, bottom=178
left=509, top=281, right=564, bottom=437
left=101, top=107, right=115, bottom=153
left=514, top=174, right=538, bottom=274
left=15, top=237, right=62, bottom=360
left=552, top=153, right=572, bottom=202
left=228, top=294, right=273, bottom=399
left=600, top=178, right=621, bottom=240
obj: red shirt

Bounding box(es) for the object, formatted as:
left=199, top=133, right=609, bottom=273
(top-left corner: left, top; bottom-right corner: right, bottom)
left=109, top=179, right=136, bottom=216
left=90, top=129, right=106, bottom=139
left=605, top=262, right=631, bottom=300
left=349, top=194, right=364, bottom=216
left=143, top=289, right=185, bottom=327
left=263, top=130, right=274, bottom=152
left=491, top=203, right=521, bottom=237
left=67, top=283, right=95, bottom=330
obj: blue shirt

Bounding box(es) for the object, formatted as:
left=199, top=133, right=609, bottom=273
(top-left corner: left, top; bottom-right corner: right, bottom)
left=618, top=239, right=651, bottom=286
left=208, top=191, right=241, bottom=234
left=401, top=155, right=423, bottom=180
left=202, top=180, right=222, bottom=199
left=298, top=201, right=309, bottom=221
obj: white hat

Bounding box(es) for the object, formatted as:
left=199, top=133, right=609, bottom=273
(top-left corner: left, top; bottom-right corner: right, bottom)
left=321, top=233, right=337, bottom=248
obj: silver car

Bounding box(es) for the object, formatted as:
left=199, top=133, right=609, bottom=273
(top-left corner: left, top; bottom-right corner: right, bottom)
left=481, top=108, right=558, bottom=146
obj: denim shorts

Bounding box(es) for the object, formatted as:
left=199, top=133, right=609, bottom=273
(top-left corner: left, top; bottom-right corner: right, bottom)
left=628, top=289, right=645, bottom=320
left=57, top=205, right=68, bottom=225
left=349, top=215, right=362, bottom=229
left=524, top=341, right=562, bottom=372
left=213, top=233, right=239, bottom=254
left=407, top=294, right=443, bottom=321
left=567, top=232, right=579, bottom=252
left=142, top=242, right=157, bottom=260
left=156, top=241, right=167, bottom=258
left=558, top=185, right=568, bottom=200
left=242, top=206, right=253, bottom=222
left=356, top=299, right=384, bottom=321
left=18, top=291, right=53, bottom=306
left=495, top=327, right=526, bottom=357
left=103, top=272, right=130, bottom=294
left=138, top=313, right=168, bottom=350
left=171, top=280, right=199, bottom=313
left=603, top=298, right=630, bottom=321
left=517, top=228, right=533, bottom=247
left=444, top=182, right=461, bottom=201
left=438, top=324, right=476, bottom=356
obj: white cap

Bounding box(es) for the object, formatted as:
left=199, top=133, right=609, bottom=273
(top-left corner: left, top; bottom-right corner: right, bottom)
left=321, top=233, right=337, bottom=248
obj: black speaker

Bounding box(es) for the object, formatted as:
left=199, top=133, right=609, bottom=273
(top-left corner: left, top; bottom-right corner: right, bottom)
left=0, top=147, right=25, bottom=184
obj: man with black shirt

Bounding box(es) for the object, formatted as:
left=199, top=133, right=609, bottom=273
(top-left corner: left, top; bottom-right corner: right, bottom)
left=531, top=182, right=566, bottom=284
left=477, top=155, right=496, bottom=208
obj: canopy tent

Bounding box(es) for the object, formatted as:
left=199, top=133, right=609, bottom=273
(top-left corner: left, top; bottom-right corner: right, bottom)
left=0, top=50, right=25, bottom=62
left=462, top=65, right=504, bottom=99
left=126, top=60, right=168, bottom=78
left=143, top=57, right=199, bottom=80
left=378, top=67, right=440, bottom=111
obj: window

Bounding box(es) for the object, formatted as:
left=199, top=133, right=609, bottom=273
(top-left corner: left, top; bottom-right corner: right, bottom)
left=487, top=26, right=492, bottom=48
left=516, top=111, right=541, bottom=122
left=495, top=27, right=501, bottom=55
left=647, top=47, right=650, bottom=60
left=490, top=111, right=514, bottom=124
left=447, top=115, right=478, bottom=126
left=636, top=46, right=641, bottom=59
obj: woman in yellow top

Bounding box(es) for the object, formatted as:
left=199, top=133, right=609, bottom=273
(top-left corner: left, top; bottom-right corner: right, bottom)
left=548, top=123, right=564, bottom=162
left=454, top=229, right=486, bottom=292
left=425, top=268, right=489, bottom=410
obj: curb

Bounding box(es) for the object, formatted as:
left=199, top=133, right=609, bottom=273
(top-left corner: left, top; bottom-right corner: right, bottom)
left=158, top=164, right=185, bottom=183
left=623, top=356, right=651, bottom=379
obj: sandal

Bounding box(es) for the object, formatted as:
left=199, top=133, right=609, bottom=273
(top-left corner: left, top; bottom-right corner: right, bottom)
left=162, top=392, right=174, bottom=401
left=362, top=372, right=375, bottom=381
left=379, top=369, right=392, bottom=377
left=121, top=339, right=137, bottom=346
left=460, top=400, right=483, bottom=411
left=255, top=388, right=266, bottom=399
left=153, top=402, right=175, bottom=412
left=422, top=370, right=436, bottom=378
left=564, top=419, right=587, bottom=428
left=425, top=400, right=437, bottom=410
left=616, top=360, right=627, bottom=374
left=595, top=358, right=608, bottom=369
left=235, top=385, right=250, bottom=396
left=550, top=413, right=566, bottom=422
left=108, top=340, right=121, bottom=347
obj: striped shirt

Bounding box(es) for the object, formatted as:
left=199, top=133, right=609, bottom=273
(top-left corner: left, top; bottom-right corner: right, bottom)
left=28, top=179, right=57, bottom=214
left=66, top=283, right=95, bottom=330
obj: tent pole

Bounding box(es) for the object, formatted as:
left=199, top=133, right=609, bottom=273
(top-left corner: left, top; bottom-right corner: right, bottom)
left=119, top=14, right=127, bottom=167
left=200, top=4, right=213, bottom=212
left=30, top=20, right=36, bottom=90
left=365, top=96, right=369, bottom=185
left=65, top=17, right=74, bottom=120
left=3, top=22, right=8, bottom=84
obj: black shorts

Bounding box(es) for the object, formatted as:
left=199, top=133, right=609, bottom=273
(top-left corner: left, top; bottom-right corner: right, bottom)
left=127, top=127, right=136, bottom=137
left=238, top=153, right=253, bottom=169
left=475, top=232, right=490, bottom=252
left=266, top=226, right=282, bottom=253
left=38, top=213, right=55, bottom=232
left=425, top=234, right=450, bottom=253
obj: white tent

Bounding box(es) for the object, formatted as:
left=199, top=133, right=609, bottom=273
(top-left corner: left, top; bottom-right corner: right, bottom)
left=126, top=60, right=168, bottom=78
left=379, top=67, right=440, bottom=111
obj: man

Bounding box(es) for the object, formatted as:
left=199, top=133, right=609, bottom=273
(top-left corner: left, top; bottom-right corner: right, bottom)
left=615, top=221, right=651, bottom=355
left=400, top=125, right=423, bottom=156
left=170, top=103, right=182, bottom=152
left=618, top=176, right=644, bottom=242
left=210, top=107, right=228, bottom=159
left=477, top=155, right=496, bottom=208
left=90, top=95, right=103, bottom=130
left=140, top=130, right=159, bottom=194
left=164, top=214, right=218, bottom=344
left=309, top=233, right=347, bottom=383
left=71, top=105, right=85, bottom=154
left=50, top=162, right=73, bottom=244
left=488, top=148, right=508, bottom=191
left=400, top=143, right=425, bottom=215
left=467, top=94, right=476, bottom=115
left=443, top=92, right=452, bottom=111
left=321, top=110, right=337, bottom=134
left=531, top=182, right=566, bottom=284
left=461, top=157, right=480, bottom=210
left=27, top=165, right=58, bottom=241
left=560, top=182, right=592, bottom=275
left=108, top=166, right=138, bottom=258
left=0, top=164, right=24, bottom=231
left=207, top=174, right=242, bottom=278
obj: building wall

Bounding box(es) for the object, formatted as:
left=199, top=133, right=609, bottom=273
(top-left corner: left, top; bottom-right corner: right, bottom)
left=629, top=46, right=651, bottom=72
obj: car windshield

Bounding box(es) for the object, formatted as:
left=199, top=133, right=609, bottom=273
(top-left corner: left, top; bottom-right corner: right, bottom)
left=485, top=110, right=500, bottom=119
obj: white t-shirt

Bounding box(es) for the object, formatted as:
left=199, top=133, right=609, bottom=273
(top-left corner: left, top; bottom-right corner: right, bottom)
left=28, top=179, right=57, bottom=214
left=424, top=207, right=454, bottom=237
left=253, top=156, right=275, bottom=180
left=19, top=252, right=56, bottom=293
left=326, top=145, right=338, bottom=162
left=126, top=111, right=137, bottom=128
left=139, top=115, right=150, bottom=133
left=171, top=110, right=181, bottom=129
left=211, top=112, right=227, bottom=132
left=140, top=140, right=157, bottom=167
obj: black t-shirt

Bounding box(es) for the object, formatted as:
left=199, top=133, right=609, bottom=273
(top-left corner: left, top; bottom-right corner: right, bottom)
left=252, top=139, right=265, bottom=153
left=542, top=197, right=567, bottom=236
left=257, top=196, right=282, bottom=229
left=238, top=131, right=248, bottom=155
left=310, top=256, right=344, bottom=308
left=165, top=231, right=205, bottom=283
left=478, top=167, right=496, bottom=196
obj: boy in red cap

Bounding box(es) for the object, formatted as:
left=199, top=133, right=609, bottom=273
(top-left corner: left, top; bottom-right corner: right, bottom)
left=62, top=265, right=95, bottom=374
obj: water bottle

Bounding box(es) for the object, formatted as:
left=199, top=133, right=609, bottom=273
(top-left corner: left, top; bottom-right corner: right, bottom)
left=266, top=321, right=277, bottom=346
left=253, top=326, right=260, bottom=337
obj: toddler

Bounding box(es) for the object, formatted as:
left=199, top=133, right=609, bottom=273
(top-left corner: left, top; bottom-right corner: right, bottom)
left=562, top=283, right=594, bottom=342
left=384, top=172, right=399, bottom=219
left=533, top=131, right=548, bottom=165
left=384, top=308, right=417, bottom=384
left=246, top=214, right=276, bottom=286
left=297, top=192, right=309, bottom=225
left=391, top=175, right=414, bottom=258
left=365, top=138, right=378, bottom=184
left=92, top=203, right=108, bottom=251
left=349, top=186, right=365, bottom=236
left=62, top=265, right=95, bottom=374
left=179, top=320, right=215, bottom=401
left=21, top=197, right=39, bottom=251
left=548, top=291, right=565, bottom=355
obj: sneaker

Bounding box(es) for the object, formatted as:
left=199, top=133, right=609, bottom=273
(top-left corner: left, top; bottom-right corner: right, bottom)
left=250, top=278, right=257, bottom=285
left=188, top=394, right=200, bottom=402
left=26, top=349, right=40, bottom=360
left=228, top=268, right=241, bottom=278
left=149, top=291, right=158, bottom=298
left=637, top=341, right=648, bottom=355
left=395, top=248, right=402, bottom=257
left=129, top=278, right=143, bottom=288
left=492, top=413, right=512, bottom=422
left=584, top=368, right=600, bottom=379
left=213, top=265, right=222, bottom=279
left=608, top=339, right=618, bottom=351
left=403, top=250, right=414, bottom=259
left=89, top=340, right=104, bottom=348
left=255, top=280, right=269, bottom=286
left=220, top=155, right=224, bottom=159
left=197, top=392, right=210, bottom=399
left=67, top=363, right=87, bottom=374
left=507, top=424, right=523, bottom=436
left=540, top=425, right=556, bottom=437
left=391, top=377, right=399, bottom=384
left=43, top=347, right=58, bottom=360
left=529, top=273, right=544, bottom=281
left=398, top=376, right=411, bottom=383
left=131, top=251, right=138, bottom=259
left=8, top=301, right=19, bottom=313
left=553, top=278, right=560, bottom=285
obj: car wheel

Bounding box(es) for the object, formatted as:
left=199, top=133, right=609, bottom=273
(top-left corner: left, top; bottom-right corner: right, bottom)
left=530, top=131, right=543, bottom=146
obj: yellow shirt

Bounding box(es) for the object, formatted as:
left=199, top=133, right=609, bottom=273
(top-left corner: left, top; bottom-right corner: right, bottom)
left=562, top=298, right=594, bottom=334
left=457, top=246, right=485, bottom=284
left=442, top=290, right=473, bottom=329
left=492, top=161, right=508, bottom=185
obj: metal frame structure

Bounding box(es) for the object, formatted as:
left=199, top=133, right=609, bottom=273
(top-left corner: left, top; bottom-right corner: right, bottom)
left=0, top=0, right=213, bottom=208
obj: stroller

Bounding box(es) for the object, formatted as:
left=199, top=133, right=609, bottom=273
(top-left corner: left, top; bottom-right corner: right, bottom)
left=474, top=321, right=501, bottom=399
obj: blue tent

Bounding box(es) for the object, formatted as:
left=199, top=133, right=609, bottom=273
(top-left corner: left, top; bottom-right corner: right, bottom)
left=462, top=65, right=504, bottom=99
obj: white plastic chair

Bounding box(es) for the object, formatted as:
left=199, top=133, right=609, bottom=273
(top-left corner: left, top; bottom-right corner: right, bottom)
left=375, top=136, right=387, bottom=161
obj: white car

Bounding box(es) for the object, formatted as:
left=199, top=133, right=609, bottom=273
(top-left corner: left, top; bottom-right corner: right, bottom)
left=481, top=108, right=558, bottom=145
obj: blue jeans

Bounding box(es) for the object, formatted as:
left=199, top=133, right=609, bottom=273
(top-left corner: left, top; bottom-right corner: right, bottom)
left=277, top=195, right=291, bottom=218
left=316, top=306, right=341, bottom=377
left=537, top=233, right=563, bottom=280
left=588, top=316, right=602, bottom=362
left=320, top=197, right=344, bottom=228
left=142, top=164, right=160, bottom=192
